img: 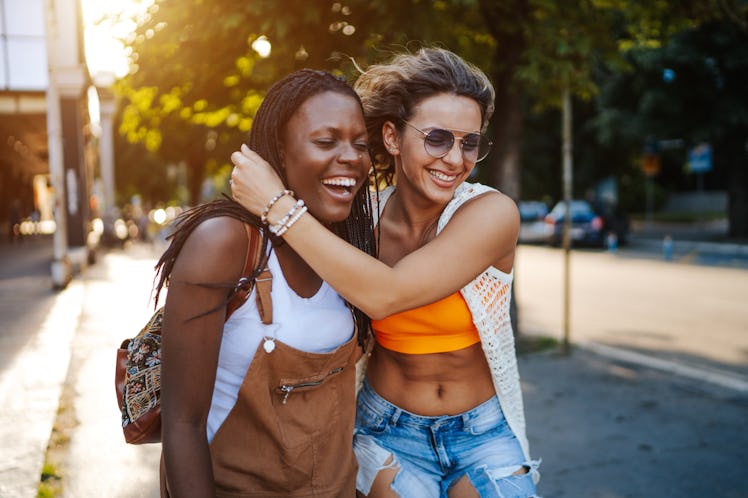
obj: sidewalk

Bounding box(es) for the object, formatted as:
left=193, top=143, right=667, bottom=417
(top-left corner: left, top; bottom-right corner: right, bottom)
left=0, top=239, right=162, bottom=498
left=2, top=239, right=747, bottom=497
left=628, top=219, right=748, bottom=262
left=58, top=242, right=162, bottom=498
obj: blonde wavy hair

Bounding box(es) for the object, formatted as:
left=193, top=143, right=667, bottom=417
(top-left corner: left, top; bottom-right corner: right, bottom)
left=354, top=47, right=495, bottom=184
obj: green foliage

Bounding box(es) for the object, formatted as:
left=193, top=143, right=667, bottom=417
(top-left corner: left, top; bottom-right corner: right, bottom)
left=592, top=19, right=748, bottom=161
left=114, top=0, right=745, bottom=212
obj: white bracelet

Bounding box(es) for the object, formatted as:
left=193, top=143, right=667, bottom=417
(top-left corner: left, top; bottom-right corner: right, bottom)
left=268, top=199, right=305, bottom=235
left=274, top=205, right=308, bottom=237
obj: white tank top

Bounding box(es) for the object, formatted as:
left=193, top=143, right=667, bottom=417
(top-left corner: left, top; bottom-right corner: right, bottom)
left=206, top=248, right=354, bottom=441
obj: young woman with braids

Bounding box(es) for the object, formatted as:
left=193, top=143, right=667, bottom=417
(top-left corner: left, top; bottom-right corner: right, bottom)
left=230, top=48, right=540, bottom=497
left=156, top=69, right=375, bottom=497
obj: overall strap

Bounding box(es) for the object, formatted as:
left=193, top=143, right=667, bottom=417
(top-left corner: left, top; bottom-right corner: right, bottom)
left=225, top=224, right=273, bottom=324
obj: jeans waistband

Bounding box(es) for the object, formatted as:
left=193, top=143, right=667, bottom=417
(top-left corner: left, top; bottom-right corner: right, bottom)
left=359, top=380, right=501, bottom=431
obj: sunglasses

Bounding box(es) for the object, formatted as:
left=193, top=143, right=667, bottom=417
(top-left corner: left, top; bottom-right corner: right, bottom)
left=402, top=120, right=492, bottom=163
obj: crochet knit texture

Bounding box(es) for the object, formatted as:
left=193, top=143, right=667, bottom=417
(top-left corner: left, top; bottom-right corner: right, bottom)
left=436, top=182, right=530, bottom=463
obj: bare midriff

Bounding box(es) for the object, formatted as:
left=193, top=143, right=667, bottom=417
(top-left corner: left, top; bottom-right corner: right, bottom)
left=366, top=341, right=496, bottom=416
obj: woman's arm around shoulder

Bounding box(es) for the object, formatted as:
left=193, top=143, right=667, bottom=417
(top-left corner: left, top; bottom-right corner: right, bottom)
left=160, top=215, right=248, bottom=498
left=377, top=189, right=519, bottom=311
left=444, top=187, right=520, bottom=275
left=268, top=188, right=517, bottom=319
left=229, top=146, right=518, bottom=318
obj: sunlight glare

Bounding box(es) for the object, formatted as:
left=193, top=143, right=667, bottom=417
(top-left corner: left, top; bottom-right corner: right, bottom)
left=251, top=36, right=272, bottom=58
left=80, top=0, right=154, bottom=82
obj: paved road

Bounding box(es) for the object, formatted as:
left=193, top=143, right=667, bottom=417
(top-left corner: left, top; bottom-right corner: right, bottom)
left=514, top=245, right=748, bottom=382
left=522, top=348, right=748, bottom=498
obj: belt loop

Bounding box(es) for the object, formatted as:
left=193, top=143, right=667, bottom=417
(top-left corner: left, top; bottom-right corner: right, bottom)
left=389, top=407, right=401, bottom=426
left=461, top=411, right=471, bottom=431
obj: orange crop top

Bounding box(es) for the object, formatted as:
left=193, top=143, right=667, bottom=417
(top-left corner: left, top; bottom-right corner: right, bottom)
left=372, top=292, right=480, bottom=354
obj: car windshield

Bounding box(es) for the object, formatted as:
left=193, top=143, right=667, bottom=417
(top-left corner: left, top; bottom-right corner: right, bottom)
left=549, top=200, right=595, bottom=217
left=519, top=202, right=548, bottom=221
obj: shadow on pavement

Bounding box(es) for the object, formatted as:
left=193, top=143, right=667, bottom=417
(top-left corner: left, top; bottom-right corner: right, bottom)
left=520, top=347, right=748, bottom=498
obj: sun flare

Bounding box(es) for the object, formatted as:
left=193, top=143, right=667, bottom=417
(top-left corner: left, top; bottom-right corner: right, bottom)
left=80, top=0, right=154, bottom=82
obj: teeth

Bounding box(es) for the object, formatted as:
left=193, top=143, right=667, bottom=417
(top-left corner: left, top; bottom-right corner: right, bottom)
left=321, top=177, right=357, bottom=187
left=429, top=170, right=456, bottom=182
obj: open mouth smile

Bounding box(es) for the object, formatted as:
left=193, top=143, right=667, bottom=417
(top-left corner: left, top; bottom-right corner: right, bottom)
left=428, top=169, right=458, bottom=183
left=321, top=176, right=358, bottom=196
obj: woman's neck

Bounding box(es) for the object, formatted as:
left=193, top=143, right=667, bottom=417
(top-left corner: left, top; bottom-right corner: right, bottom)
left=384, top=187, right=446, bottom=249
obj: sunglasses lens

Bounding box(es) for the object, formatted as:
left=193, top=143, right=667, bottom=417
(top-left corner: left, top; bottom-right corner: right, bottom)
left=462, top=133, right=492, bottom=162
left=423, top=129, right=455, bottom=157
left=414, top=123, right=492, bottom=162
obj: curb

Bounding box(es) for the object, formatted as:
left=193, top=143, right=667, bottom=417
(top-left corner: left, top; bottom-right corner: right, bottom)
left=629, top=237, right=748, bottom=258
left=577, top=340, right=748, bottom=394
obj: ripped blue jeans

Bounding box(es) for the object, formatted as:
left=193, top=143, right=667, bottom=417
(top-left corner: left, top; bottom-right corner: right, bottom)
left=353, top=381, right=539, bottom=498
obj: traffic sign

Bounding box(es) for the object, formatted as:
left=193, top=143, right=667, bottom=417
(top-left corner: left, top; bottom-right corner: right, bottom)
left=688, top=143, right=712, bottom=174
left=642, top=153, right=661, bottom=176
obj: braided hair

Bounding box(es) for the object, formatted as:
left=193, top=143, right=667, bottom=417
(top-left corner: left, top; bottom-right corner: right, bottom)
left=153, top=69, right=376, bottom=345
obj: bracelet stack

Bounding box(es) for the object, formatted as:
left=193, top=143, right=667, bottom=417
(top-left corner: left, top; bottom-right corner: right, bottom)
left=263, top=191, right=308, bottom=236
left=261, top=189, right=294, bottom=224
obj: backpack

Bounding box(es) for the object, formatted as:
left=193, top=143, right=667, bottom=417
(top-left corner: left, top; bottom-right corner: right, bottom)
left=114, top=224, right=272, bottom=444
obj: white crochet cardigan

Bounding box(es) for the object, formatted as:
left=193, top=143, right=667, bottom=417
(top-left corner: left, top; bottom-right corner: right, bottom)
left=368, top=182, right=532, bottom=464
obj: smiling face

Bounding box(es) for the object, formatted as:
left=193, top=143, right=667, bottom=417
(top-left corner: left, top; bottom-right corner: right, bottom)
left=281, top=91, right=370, bottom=224
left=386, top=93, right=482, bottom=206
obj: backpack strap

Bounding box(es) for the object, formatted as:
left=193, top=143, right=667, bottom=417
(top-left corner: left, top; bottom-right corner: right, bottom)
left=225, top=224, right=273, bottom=323
left=254, top=266, right=273, bottom=325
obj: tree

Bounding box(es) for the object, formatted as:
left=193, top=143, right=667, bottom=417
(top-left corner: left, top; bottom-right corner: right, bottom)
left=592, top=18, right=748, bottom=237
left=118, top=0, right=376, bottom=204
left=117, top=0, right=745, bottom=212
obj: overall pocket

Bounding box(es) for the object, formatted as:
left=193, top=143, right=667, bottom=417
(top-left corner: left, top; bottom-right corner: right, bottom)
left=271, top=366, right=346, bottom=448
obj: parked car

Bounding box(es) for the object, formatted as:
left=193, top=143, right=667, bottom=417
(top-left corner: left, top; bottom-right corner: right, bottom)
left=517, top=201, right=551, bottom=244
left=544, top=199, right=629, bottom=247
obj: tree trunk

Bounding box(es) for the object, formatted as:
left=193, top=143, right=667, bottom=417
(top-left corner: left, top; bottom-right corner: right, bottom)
left=479, top=0, right=528, bottom=202
left=489, top=84, right=524, bottom=201
left=478, top=0, right=529, bottom=336
left=186, top=154, right=207, bottom=206
left=724, top=129, right=748, bottom=239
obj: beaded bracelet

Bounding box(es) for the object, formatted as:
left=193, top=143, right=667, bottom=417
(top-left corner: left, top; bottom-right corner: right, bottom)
left=261, top=189, right=294, bottom=225
left=274, top=205, right=308, bottom=237
left=268, top=199, right=305, bottom=235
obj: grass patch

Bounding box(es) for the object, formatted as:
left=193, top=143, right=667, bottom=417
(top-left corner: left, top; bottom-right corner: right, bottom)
left=37, top=369, right=79, bottom=498
left=516, top=334, right=559, bottom=354
left=37, top=484, right=56, bottom=498
left=37, top=462, right=61, bottom=498
left=40, top=463, right=61, bottom=481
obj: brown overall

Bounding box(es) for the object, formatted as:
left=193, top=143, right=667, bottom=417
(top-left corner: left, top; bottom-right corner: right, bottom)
left=162, top=333, right=360, bottom=497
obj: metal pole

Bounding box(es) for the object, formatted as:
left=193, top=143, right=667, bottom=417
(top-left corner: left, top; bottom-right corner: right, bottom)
left=97, top=86, right=117, bottom=217
left=645, top=176, right=653, bottom=231
left=562, top=87, right=573, bottom=354
left=45, top=0, right=71, bottom=288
